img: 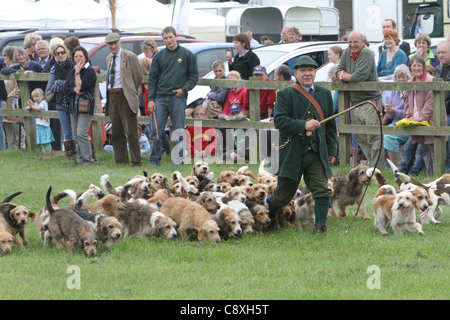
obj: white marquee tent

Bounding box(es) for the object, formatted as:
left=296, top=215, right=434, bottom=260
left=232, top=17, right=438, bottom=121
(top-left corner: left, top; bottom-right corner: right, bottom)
left=0, top=0, right=112, bottom=29
left=0, top=0, right=225, bottom=42
left=0, top=0, right=44, bottom=29
left=100, top=0, right=226, bottom=42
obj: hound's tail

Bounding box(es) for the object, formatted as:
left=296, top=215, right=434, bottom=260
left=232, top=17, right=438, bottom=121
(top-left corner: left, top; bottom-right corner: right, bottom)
left=52, top=189, right=77, bottom=205
left=397, top=172, right=429, bottom=190
left=46, top=186, right=55, bottom=216
left=375, top=185, right=397, bottom=199
left=174, top=171, right=199, bottom=195
left=367, top=167, right=387, bottom=186
left=101, top=174, right=119, bottom=195
left=1, top=191, right=23, bottom=204
left=237, top=165, right=256, bottom=181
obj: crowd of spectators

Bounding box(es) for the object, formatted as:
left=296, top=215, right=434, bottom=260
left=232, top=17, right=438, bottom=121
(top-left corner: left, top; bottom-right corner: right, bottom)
left=1, top=24, right=449, bottom=175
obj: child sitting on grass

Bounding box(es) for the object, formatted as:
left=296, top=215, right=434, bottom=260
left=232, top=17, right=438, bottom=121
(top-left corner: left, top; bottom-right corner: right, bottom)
left=218, top=104, right=250, bottom=161
left=104, top=123, right=150, bottom=156
left=185, top=106, right=217, bottom=158
left=26, top=88, right=54, bottom=152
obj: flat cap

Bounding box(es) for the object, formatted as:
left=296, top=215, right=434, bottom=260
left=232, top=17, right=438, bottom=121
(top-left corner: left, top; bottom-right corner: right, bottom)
left=105, top=32, right=120, bottom=44
left=293, top=56, right=318, bottom=69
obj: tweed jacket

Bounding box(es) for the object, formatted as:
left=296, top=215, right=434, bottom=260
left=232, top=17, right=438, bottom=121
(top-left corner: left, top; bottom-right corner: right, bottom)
left=274, top=83, right=337, bottom=179
left=105, top=48, right=143, bottom=115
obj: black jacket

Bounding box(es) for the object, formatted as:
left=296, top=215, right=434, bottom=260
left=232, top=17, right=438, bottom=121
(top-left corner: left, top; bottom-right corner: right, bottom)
left=229, top=49, right=260, bottom=80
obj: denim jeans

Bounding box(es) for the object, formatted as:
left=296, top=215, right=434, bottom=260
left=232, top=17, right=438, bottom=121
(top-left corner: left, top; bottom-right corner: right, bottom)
left=149, top=95, right=186, bottom=166
left=400, top=138, right=424, bottom=174
left=71, top=113, right=93, bottom=166
left=0, top=100, right=5, bottom=150
left=57, top=107, right=73, bottom=141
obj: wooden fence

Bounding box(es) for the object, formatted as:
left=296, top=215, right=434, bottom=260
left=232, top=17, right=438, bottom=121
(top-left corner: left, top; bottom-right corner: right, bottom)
left=1, top=71, right=450, bottom=174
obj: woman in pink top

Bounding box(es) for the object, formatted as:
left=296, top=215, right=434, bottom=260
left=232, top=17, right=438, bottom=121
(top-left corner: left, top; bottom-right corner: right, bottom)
left=404, top=55, right=445, bottom=176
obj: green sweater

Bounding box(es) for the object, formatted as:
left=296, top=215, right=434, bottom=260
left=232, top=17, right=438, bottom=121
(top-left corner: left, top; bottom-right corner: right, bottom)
left=335, top=46, right=382, bottom=104
left=147, top=44, right=199, bottom=101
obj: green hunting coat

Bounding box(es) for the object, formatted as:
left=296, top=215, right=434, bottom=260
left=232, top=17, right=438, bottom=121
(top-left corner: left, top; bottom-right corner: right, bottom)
left=274, top=83, right=337, bottom=180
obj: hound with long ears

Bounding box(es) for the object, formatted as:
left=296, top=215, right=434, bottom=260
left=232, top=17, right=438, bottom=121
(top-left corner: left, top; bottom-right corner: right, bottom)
left=328, top=164, right=371, bottom=219
left=0, top=195, right=36, bottom=249
left=160, top=197, right=221, bottom=243
left=35, top=189, right=78, bottom=244
left=72, top=187, right=123, bottom=249
left=387, top=162, right=445, bottom=224
left=45, top=186, right=98, bottom=256
left=372, top=185, right=425, bottom=236
left=115, top=202, right=177, bottom=239
left=0, top=192, right=24, bottom=254
left=212, top=205, right=242, bottom=239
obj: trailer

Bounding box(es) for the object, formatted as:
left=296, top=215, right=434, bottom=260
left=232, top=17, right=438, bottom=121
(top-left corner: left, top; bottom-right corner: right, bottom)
left=225, top=5, right=340, bottom=42
left=406, top=0, right=450, bottom=38
left=190, top=2, right=339, bottom=43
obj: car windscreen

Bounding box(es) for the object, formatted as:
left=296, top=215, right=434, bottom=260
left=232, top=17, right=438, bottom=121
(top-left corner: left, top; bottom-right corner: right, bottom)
left=253, top=51, right=288, bottom=69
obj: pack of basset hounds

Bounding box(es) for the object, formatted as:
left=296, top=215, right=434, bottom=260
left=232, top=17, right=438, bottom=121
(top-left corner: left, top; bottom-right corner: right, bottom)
left=0, top=159, right=447, bottom=256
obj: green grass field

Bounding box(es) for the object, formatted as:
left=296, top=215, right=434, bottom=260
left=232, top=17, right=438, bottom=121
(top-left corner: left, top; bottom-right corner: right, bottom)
left=0, top=150, right=449, bottom=300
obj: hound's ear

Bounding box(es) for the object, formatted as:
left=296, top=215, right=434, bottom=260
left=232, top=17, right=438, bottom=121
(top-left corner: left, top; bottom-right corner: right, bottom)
left=348, top=169, right=358, bottom=184
left=197, top=229, right=207, bottom=242
left=79, top=237, right=85, bottom=248
left=28, top=210, right=37, bottom=222
left=102, top=200, right=112, bottom=210
left=143, top=170, right=148, bottom=177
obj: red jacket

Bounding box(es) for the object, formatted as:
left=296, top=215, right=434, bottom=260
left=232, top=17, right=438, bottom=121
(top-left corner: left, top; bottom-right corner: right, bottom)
left=185, top=126, right=217, bottom=158
left=259, top=79, right=276, bottom=114
left=222, top=88, right=249, bottom=116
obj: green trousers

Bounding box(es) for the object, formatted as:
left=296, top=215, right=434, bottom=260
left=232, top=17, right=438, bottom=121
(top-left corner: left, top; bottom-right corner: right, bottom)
left=268, top=150, right=331, bottom=225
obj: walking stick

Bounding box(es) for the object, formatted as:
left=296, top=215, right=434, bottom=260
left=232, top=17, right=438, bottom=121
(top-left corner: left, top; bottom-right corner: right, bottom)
left=306, top=100, right=374, bottom=136
left=152, top=110, right=159, bottom=154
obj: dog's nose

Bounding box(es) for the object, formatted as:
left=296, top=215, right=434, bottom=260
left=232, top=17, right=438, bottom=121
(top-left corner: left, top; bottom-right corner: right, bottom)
left=21, top=219, right=26, bottom=224
left=5, top=248, right=11, bottom=254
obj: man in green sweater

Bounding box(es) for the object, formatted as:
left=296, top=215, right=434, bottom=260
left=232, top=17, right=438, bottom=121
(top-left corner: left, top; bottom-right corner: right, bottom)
left=267, top=56, right=338, bottom=234
left=147, top=26, right=199, bottom=166
left=335, top=31, right=383, bottom=167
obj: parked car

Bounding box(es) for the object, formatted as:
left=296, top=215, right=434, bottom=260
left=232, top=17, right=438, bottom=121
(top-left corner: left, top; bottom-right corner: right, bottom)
left=138, top=42, right=245, bottom=77
left=186, top=41, right=374, bottom=107
left=81, top=35, right=210, bottom=74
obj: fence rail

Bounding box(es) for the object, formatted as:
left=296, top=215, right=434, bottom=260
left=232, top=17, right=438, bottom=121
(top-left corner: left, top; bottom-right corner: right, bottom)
left=1, top=72, right=449, bottom=174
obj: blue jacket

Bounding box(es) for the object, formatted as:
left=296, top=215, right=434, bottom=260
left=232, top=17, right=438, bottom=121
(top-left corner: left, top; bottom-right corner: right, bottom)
left=207, top=75, right=230, bottom=107
left=377, top=49, right=407, bottom=77
left=0, top=60, right=45, bottom=98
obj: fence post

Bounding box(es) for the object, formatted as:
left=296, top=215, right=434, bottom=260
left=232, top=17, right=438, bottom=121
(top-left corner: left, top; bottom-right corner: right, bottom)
left=433, top=78, right=446, bottom=174
left=338, top=89, right=351, bottom=167
left=248, top=77, right=261, bottom=162
left=16, top=72, right=37, bottom=151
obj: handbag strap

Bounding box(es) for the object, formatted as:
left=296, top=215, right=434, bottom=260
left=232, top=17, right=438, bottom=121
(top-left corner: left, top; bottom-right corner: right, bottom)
left=291, top=83, right=326, bottom=134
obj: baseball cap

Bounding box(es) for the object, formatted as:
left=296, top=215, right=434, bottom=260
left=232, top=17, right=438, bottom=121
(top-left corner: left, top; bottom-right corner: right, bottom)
left=293, top=56, right=318, bottom=69
left=229, top=105, right=243, bottom=114
left=253, top=65, right=267, bottom=75
left=105, top=33, right=120, bottom=44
